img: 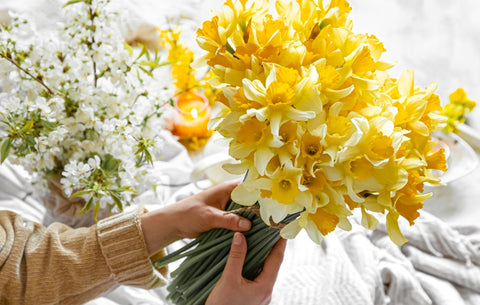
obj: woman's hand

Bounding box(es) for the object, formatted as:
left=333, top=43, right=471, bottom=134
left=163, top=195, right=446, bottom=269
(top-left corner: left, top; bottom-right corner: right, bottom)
left=140, top=180, right=251, bottom=255
left=206, top=233, right=287, bottom=305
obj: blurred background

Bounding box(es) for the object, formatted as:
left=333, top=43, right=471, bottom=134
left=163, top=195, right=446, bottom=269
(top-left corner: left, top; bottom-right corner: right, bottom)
left=350, top=0, right=480, bottom=127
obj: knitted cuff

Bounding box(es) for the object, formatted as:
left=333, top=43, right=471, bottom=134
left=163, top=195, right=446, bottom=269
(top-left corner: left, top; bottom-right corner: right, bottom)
left=96, top=207, right=166, bottom=288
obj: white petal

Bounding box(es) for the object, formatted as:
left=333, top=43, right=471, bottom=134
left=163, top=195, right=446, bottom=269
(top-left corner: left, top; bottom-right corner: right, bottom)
left=324, top=85, right=355, bottom=99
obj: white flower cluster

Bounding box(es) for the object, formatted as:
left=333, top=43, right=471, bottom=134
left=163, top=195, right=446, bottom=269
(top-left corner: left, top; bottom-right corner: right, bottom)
left=0, top=0, right=173, bottom=215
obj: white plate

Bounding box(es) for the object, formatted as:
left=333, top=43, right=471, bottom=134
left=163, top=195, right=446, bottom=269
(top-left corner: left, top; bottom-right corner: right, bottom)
left=432, top=131, right=479, bottom=184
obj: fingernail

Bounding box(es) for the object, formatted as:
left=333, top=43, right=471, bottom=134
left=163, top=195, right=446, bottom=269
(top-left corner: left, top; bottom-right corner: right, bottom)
left=233, top=233, right=242, bottom=245
left=239, top=219, right=250, bottom=230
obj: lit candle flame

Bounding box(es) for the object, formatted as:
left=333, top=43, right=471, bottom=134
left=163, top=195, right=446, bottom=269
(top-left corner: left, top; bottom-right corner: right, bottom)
left=191, top=108, right=198, bottom=119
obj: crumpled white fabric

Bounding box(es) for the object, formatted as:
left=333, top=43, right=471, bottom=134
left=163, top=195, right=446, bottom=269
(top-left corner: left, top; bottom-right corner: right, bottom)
left=269, top=213, right=480, bottom=305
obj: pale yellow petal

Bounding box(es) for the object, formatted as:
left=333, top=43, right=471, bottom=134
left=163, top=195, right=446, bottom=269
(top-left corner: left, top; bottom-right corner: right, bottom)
left=386, top=211, right=408, bottom=245
left=361, top=207, right=380, bottom=230
left=305, top=220, right=325, bottom=244
left=242, top=79, right=266, bottom=104
left=208, top=102, right=231, bottom=130
left=280, top=220, right=302, bottom=239
left=254, top=147, right=275, bottom=176
left=231, top=183, right=259, bottom=206
left=398, top=69, right=414, bottom=97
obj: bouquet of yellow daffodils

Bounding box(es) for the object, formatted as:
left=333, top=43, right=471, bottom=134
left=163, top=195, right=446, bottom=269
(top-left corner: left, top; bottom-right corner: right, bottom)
left=154, top=0, right=448, bottom=303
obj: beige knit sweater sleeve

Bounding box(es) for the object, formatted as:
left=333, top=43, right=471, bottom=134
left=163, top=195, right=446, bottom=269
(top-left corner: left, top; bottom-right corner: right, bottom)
left=0, top=207, right=166, bottom=305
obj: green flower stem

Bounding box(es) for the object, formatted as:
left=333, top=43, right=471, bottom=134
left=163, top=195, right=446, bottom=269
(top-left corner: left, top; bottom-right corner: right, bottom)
left=177, top=245, right=226, bottom=286
left=243, top=233, right=281, bottom=279
left=185, top=273, right=221, bottom=305
left=157, top=231, right=234, bottom=269
left=182, top=255, right=228, bottom=299
left=154, top=238, right=202, bottom=269
left=170, top=235, right=233, bottom=277
left=175, top=245, right=230, bottom=294
left=168, top=245, right=229, bottom=294
left=245, top=227, right=277, bottom=250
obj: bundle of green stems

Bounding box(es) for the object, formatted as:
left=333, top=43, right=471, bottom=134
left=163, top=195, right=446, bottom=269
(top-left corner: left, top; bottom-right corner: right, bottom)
left=153, top=201, right=298, bottom=305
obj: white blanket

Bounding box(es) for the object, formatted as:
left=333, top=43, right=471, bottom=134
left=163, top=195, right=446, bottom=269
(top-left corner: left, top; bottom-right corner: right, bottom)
left=269, top=212, right=480, bottom=305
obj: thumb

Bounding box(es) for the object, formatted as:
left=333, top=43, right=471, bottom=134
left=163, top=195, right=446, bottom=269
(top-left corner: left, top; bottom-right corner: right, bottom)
left=222, top=232, right=247, bottom=282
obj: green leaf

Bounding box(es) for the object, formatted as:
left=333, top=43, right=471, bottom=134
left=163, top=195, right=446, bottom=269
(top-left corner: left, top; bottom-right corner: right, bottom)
left=123, top=42, right=134, bottom=56
left=21, top=120, right=34, bottom=133
left=93, top=199, right=101, bottom=222
left=156, top=60, right=174, bottom=67
left=63, top=0, right=86, bottom=8
left=101, top=154, right=121, bottom=173
left=145, top=45, right=151, bottom=61
left=1, top=139, right=11, bottom=163
left=41, top=120, right=56, bottom=130
left=225, top=41, right=235, bottom=55
left=110, top=192, right=124, bottom=212
left=25, top=135, right=35, bottom=147
left=71, top=189, right=92, bottom=199
left=144, top=149, right=153, bottom=165
left=78, top=197, right=93, bottom=215
left=113, top=185, right=136, bottom=193
left=135, top=44, right=148, bottom=61
left=138, top=61, right=160, bottom=68
left=138, top=66, right=153, bottom=78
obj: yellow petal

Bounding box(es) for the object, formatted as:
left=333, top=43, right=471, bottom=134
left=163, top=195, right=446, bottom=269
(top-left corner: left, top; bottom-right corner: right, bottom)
left=398, top=69, right=414, bottom=97
left=231, top=183, right=259, bottom=206
left=242, top=79, right=266, bottom=103
left=426, top=148, right=447, bottom=171
left=308, top=208, right=339, bottom=236
left=271, top=176, right=300, bottom=205
left=254, top=147, right=275, bottom=176
left=345, top=156, right=374, bottom=181
left=280, top=219, right=302, bottom=239
left=361, top=207, right=379, bottom=230
left=305, top=219, right=324, bottom=244
left=386, top=211, right=408, bottom=245
left=237, top=117, right=267, bottom=145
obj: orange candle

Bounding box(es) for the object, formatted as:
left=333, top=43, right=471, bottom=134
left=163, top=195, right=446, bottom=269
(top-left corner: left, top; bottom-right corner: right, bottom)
left=173, top=91, right=211, bottom=139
